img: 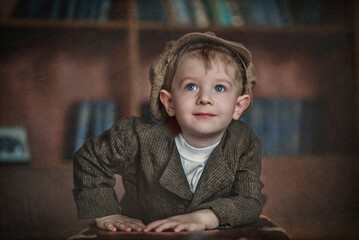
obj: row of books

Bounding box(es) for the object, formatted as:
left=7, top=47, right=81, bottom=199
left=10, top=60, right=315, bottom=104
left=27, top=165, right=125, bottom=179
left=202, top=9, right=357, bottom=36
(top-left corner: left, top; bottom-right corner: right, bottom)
left=12, top=0, right=117, bottom=21
left=241, top=98, right=325, bottom=155
left=11, top=0, right=339, bottom=26
left=73, top=100, right=117, bottom=153
left=137, top=0, right=339, bottom=27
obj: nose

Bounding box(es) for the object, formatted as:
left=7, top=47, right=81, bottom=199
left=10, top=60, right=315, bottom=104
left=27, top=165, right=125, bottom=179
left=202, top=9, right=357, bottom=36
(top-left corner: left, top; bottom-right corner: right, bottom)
left=196, top=89, right=214, bottom=105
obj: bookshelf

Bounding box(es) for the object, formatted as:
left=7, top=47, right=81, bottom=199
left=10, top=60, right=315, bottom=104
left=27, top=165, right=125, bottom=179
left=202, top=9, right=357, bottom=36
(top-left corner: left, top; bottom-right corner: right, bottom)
left=354, top=2, right=359, bottom=144
left=0, top=0, right=358, bottom=239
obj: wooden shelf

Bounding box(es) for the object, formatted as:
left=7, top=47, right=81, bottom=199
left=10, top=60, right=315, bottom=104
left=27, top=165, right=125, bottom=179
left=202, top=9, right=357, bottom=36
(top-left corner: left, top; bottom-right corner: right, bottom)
left=136, top=22, right=352, bottom=35
left=1, top=19, right=352, bottom=36
left=0, top=19, right=129, bottom=29
left=0, top=160, right=73, bottom=170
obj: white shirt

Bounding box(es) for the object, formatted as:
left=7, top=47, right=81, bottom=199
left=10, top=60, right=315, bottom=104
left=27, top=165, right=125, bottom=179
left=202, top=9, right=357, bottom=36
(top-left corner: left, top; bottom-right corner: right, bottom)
left=175, top=134, right=220, bottom=193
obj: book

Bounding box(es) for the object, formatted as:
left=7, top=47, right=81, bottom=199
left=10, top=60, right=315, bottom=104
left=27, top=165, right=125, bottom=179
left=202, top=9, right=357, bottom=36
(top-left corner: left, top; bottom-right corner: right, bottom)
left=245, top=98, right=265, bottom=147
left=49, top=0, right=64, bottom=19
left=64, top=0, right=77, bottom=20
left=26, top=0, right=47, bottom=18
left=74, top=101, right=91, bottom=152
left=76, top=0, right=89, bottom=19
left=35, top=0, right=54, bottom=19
left=240, top=0, right=267, bottom=25
left=262, top=99, right=280, bottom=155
left=213, top=0, right=233, bottom=26
left=92, top=100, right=118, bottom=137
left=228, top=0, right=245, bottom=27
left=200, top=0, right=215, bottom=25
left=286, top=0, right=329, bottom=26
left=191, top=0, right=210, bottom=26
left=262, top=0, right=283, bottom=26
left=278, top=99, right=302, bottom=155
left=88, top=0, right=101, bottom=20
left=73, top=100, right=118, bottom=152
left=92, top=101, right=103, bottom=137
left=298, top=0, right=321, bottom=25
left=137, top=0, right=168, bottom=22
left=102, top=100, right=117, bottom=131
left=98, top=0, right=111, bottom=21
left=172, top=0, right=194, bottom=24
left=163, top=0, right=179, bottom=24
left=108, top=0, right=128, bottom=20
left=275, top=0, right=294, bottom=25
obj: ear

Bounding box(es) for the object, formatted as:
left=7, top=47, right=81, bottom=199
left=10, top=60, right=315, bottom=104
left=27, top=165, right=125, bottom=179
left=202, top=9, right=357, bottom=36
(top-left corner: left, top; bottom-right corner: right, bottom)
left=233, top=94, right=250, bottom=120
left=159, top=89, right=175, bottom=117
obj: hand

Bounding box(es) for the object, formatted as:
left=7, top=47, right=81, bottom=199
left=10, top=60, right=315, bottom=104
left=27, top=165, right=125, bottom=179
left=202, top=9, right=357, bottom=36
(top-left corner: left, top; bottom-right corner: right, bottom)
left=95, top=214, right=145, bottom=232
left=144, top=209, right=219, bottom=232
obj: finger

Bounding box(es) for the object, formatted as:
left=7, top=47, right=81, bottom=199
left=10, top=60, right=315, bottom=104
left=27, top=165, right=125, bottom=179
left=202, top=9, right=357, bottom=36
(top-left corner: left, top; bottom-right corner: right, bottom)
left=96, top=221, right=116, bottom=232
left=121, top=217, right=146, bottom=230
left=175, top=223, right=204, bottom=232
left=113, top=223, right=132, bottom=232
left=154, top=221, right=181, bottom=232
left=122, top=221, right=145, bottom=232
left=144, top=220, right=167, bottom=232
left=104, top=222, right=117, bottom=232
left=129, top=219, right=146, bottom=229
left=173, top=223, right=189, bottom=232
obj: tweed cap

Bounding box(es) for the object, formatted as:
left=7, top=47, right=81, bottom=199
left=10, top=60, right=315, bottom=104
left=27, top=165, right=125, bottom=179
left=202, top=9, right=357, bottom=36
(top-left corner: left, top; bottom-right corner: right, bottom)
left=149, top=32, right=257, bottom=120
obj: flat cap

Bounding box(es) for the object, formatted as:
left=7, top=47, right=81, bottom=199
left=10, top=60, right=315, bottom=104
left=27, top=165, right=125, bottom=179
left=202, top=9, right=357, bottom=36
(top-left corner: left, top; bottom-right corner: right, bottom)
left=149, top=32, right=256, bottom=120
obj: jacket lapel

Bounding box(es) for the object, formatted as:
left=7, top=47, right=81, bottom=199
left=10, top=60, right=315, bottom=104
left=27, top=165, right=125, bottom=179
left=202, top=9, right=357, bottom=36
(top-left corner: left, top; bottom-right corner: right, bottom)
left=159, top=145, right=193, bottom=201
left=189, top=144, right=235, bottom=210
left=159, top=118, right=234, bottom=207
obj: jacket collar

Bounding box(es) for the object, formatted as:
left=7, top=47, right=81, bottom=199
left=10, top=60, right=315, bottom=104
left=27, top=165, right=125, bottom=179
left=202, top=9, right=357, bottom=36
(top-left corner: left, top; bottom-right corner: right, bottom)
left=159, top=120, right=235, bottom=205
left=189, top=142, right=235, bottom=209
left=159, top=143, right=193, bottom=200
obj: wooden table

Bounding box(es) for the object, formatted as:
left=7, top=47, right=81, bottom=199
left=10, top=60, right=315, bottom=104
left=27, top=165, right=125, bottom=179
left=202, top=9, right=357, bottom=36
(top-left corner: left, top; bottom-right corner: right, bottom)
left=68, top=215, right=291, bottom=240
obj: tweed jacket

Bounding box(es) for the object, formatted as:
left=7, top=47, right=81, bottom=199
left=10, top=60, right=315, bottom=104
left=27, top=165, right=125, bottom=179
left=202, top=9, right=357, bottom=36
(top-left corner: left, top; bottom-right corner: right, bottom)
left=73, top=116, right=263, bottom=228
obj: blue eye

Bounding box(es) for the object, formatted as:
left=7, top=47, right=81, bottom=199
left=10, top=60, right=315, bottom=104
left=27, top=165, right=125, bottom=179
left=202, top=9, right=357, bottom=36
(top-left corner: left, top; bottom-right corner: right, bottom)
left=186, top=84, right=197, bottom=91
left=214, top=85, right=225, bottom=92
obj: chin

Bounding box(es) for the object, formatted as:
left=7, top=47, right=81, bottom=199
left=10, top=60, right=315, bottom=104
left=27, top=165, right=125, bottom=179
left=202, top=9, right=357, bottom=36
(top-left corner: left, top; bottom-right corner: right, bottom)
left=191, top=128, right=225, bottom=138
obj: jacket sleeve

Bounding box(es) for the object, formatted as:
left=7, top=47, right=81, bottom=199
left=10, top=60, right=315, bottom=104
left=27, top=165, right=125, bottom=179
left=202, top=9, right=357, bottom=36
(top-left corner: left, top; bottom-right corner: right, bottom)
left=72, top=117, right=139, bottom=219
left=194, top=136, right=264, bottom=228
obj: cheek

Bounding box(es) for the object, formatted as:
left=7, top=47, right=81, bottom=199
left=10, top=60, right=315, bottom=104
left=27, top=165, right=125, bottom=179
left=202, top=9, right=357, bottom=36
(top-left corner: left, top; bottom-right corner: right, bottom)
left=217, top=99, right=238, bottom=119
left=173, top=92, right=196, bottom=107
left=215, top=94, right=237, bottom=109
left=174, top=99, right=191, bottom=114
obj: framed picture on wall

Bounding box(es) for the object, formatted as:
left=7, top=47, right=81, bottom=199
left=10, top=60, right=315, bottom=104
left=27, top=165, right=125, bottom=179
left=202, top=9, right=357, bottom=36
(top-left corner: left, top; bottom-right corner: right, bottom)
left=0, top=126, right=31, bottom=163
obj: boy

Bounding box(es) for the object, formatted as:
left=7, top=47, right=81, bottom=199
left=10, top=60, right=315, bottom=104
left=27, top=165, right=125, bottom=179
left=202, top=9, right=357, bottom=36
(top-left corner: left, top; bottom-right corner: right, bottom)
left=73, top=32, right=263, bottom=233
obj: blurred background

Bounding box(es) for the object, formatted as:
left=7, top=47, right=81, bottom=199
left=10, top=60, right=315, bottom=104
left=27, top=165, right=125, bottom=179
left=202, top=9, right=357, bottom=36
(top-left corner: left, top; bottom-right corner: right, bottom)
left=0, top=0, right=358, bottom=239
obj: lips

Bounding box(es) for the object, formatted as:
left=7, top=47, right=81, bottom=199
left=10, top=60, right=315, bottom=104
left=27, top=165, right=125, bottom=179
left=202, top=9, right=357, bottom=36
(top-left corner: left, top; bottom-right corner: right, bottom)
left=194, top=113, right=216, bottom=119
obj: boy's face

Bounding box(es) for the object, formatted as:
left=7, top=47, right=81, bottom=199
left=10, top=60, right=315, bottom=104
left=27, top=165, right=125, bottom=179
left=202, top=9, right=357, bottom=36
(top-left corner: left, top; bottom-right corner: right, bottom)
left=160, top=55, right=250, bottom=147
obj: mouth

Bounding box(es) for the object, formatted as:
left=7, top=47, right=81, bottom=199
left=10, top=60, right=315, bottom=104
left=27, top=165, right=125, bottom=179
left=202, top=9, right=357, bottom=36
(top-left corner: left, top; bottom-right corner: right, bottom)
left=194, top=113, right=216, bottom=119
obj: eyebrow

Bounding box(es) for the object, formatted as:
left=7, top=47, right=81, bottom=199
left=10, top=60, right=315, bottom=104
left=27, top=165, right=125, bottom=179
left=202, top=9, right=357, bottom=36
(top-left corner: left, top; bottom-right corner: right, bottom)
left=215, top=78, right=233, bottom=85
left=177, top=76, right=198, bottom=85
